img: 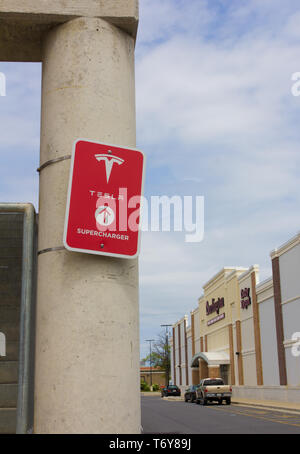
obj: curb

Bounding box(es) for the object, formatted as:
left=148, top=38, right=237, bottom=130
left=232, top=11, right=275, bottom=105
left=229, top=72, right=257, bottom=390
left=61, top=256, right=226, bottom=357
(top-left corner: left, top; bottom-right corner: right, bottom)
left=162, top=397, right=300, bottom=413
left=141, top=392, right=161, bottom=396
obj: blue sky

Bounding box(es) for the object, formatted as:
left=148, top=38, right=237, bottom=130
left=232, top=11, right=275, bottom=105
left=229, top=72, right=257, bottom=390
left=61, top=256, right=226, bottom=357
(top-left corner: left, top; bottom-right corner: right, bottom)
left=1, top=0, right=300, bottom=361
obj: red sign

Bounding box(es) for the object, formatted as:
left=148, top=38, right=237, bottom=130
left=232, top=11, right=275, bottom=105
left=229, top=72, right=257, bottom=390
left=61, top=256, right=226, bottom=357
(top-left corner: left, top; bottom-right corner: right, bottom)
left=64, top=139, right=145, bottom=258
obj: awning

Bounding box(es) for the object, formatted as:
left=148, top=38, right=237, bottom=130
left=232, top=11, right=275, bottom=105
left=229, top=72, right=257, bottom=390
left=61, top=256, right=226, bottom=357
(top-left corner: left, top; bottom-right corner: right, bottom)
left=190, top=351, right=230, bottom=368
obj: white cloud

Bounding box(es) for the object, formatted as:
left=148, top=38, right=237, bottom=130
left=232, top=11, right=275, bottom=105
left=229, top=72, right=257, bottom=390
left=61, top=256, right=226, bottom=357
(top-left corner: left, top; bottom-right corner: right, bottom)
left=0, top=63, right=41, bottom=207
left=136, top=1, right=300, bottom=353
left=136, top=33, right=300, bottom=150
left=138, top=0, right=214, bottom=50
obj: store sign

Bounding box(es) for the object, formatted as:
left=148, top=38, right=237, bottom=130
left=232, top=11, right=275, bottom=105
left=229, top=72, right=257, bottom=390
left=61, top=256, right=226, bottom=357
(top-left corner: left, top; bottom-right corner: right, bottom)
left=241, top=288, right=251, bottom=309
left=206, top=297, right=225, bottom=316
left=64, top=139, right=145, bottom=259
left=207, top=313, right=225, bottom=326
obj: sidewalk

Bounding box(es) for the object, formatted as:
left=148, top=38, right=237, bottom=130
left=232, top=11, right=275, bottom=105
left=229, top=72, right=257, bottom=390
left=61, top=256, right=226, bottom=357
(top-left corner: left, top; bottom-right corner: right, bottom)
left=232, top=397, right=300, bottom=414
left=141, top=392, right=161, bottom=396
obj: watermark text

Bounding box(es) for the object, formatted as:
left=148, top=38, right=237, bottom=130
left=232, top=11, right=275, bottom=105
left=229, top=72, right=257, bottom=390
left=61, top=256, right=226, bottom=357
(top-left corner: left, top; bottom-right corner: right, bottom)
left=90, top=189, right=204, bottom=243
left=291, top=332, right=300, bottom=357
left=0, top=72, right=6, bottom=97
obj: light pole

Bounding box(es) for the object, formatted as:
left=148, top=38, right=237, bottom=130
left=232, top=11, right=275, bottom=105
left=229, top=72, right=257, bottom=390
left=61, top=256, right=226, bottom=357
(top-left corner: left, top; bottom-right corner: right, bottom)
left=145, top=339, right=155, bottom=388
left=161, top=324, right=172, bottom=386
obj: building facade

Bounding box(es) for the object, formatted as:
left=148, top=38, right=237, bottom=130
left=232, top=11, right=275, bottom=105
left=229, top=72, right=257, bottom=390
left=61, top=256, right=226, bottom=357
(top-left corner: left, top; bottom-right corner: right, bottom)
left=140, top=367, right=166, bottom=387
left=171, top=232, right=300, bottom=401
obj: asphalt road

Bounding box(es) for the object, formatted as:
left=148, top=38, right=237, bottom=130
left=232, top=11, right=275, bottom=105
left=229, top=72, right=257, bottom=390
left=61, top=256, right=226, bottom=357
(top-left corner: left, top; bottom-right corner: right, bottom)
left=141, top=396, right=300, bottom=434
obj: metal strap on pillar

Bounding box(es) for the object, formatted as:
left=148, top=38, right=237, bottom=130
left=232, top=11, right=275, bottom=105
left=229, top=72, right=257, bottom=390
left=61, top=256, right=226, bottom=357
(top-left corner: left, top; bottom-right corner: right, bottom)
left=37, top=155, right=71, bottom=173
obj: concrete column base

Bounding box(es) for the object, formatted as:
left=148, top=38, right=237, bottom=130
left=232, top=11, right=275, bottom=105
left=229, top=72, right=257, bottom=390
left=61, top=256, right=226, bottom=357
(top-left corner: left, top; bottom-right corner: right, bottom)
left=232, top=385, right=300, bottom=404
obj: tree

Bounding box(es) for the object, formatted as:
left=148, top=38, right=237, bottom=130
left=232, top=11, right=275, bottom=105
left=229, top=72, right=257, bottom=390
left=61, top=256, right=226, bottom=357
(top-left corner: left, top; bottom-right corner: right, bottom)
left=142, top=331, right=171, bottom=385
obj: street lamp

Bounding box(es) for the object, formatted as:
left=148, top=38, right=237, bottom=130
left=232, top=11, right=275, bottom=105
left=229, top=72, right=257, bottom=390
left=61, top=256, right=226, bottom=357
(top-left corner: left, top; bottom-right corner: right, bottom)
left=161, top=324, right=172, bottom=386
left=145, top=339, right=155, bottom=388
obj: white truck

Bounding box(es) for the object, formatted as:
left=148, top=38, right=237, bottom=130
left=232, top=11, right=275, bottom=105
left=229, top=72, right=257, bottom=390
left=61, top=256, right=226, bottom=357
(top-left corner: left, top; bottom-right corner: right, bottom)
left=195, top=378, right=232, bottom=405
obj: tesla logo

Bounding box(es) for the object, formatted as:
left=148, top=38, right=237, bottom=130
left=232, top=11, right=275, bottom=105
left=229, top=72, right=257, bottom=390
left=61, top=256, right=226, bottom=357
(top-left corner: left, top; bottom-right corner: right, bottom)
left=95, top=205, right=115, bottom=227
left=95, top=152, right=125, bottom=183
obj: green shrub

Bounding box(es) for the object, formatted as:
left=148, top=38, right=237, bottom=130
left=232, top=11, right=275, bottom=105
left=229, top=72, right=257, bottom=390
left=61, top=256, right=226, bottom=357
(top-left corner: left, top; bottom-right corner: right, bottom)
left=152, top=384, right=159, bottom=391
left=140, top=381, right=150, bottom=392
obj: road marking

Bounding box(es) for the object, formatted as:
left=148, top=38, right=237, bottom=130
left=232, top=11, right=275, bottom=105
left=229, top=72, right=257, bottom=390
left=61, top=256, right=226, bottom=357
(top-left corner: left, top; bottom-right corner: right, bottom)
left=209, top=405, right=300, bottom=429
left=233, top=405, right=300, bottom=416
left=233, top=403, right=300, bottom=415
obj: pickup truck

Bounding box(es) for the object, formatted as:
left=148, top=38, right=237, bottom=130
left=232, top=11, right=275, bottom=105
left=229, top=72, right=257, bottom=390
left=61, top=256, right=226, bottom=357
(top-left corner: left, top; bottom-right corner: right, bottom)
left=195, top=378, right=232, bottom=405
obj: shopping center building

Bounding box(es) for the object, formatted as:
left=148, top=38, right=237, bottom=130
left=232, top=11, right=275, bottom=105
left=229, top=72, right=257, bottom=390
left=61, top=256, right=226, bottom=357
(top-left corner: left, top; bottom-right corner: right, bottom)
left=170, top=232, right=300, bottom=402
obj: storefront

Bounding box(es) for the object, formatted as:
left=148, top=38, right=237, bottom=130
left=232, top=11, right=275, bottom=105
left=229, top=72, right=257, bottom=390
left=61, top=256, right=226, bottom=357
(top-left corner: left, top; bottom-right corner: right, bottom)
left=140, top=367, right=166, bottom=387
left=171, top=232, right=300, bottom=401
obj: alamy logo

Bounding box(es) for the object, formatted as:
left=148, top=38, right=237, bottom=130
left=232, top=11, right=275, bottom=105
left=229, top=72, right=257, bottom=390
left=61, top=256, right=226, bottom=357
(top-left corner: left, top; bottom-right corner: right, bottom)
left=0, top=72, right=6, bottom=97
left=0, top=332, right=6, bottom=357
left=95, top=153, right=125, bottom=183
left=291, top=332, right=300, bottom=357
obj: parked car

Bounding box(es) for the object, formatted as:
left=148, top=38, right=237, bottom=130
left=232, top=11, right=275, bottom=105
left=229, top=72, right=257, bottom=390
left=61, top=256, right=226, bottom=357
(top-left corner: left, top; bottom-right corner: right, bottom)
left=184, top=385, right=199, bottom=403
left=161, top=385, right=181, bottom=397
left=196, top=378, right=232, bottom=405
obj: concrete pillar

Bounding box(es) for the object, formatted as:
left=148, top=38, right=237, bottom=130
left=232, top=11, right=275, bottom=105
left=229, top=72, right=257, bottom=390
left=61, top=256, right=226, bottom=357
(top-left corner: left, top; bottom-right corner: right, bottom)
left=34, top=17, right=139, bottom=434
left=251, top=271, right=263, bottom=385
left=198, top=359, right=208, bottom=380
left=228, top=324, right=235, bottom=385
left=191, top=368, right=199, bottom=385
left=236, top=320, right=244, bottom=385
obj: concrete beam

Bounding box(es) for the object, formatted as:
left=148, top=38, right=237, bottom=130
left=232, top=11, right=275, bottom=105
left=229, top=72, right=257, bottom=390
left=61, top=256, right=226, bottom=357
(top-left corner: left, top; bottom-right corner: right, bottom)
left=0, top=0, right=139, bottom=61
left=0, top=0, right=138, bottom=27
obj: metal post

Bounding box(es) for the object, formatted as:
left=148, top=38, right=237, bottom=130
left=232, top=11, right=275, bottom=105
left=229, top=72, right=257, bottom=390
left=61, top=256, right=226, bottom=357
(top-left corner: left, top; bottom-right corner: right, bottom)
left=145, top=339, right=155, bottom=388
left=161, top=324, right=172, bottom=386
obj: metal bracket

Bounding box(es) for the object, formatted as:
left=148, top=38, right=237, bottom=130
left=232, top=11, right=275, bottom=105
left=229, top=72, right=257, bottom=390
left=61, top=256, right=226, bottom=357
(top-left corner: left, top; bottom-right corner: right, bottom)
left=38, top=246, right=65, bottom=255
left=37, top=155, right=71, bottom=173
